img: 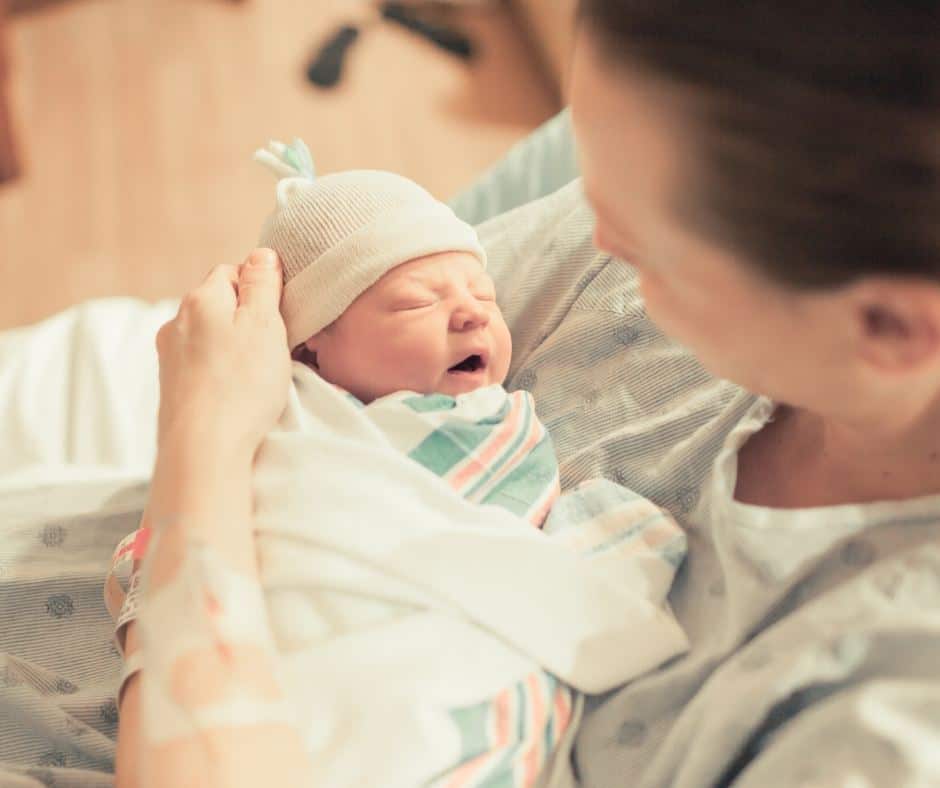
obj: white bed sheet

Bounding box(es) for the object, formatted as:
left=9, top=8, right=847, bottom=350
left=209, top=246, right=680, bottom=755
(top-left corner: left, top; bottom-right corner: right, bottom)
left=0, top=297, right=178, bottom=491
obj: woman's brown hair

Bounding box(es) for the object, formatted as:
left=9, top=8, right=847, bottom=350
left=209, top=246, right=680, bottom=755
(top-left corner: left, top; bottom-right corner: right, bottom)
left=578, top=1, right=939, bottom=288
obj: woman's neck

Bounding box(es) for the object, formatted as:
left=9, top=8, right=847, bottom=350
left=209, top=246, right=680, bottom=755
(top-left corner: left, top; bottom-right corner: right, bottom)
left=735, top=404, right=940, bottom=508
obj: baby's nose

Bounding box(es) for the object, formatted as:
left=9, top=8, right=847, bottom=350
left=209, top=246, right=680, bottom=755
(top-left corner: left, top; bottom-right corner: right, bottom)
left=450, top=300, right=489, bottom=331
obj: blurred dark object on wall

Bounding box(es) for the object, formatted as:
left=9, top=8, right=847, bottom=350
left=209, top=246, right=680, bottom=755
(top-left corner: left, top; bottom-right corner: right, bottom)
left=307, top=24, right=362, bottom=88
left=381, top=2, right=475, bottom=59
left=307, top=0, right=476, bottom=90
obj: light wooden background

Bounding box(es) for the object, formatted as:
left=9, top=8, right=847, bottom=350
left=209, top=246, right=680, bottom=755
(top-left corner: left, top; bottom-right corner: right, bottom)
left=0, top=0, right=556, bottom=330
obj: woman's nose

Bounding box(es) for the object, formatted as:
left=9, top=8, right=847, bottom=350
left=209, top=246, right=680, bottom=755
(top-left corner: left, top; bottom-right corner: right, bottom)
left=450, top=299, right=490, bottom=332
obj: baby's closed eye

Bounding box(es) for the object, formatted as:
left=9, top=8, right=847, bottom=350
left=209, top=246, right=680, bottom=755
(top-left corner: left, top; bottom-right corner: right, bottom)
left=471, top=275, right=497, bottom=302
left=389, top=293, right=439, bottom=311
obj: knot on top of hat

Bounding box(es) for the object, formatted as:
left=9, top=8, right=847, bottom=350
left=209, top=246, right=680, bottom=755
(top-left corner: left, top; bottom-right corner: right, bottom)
left=254, top=138, right=316, bottom=182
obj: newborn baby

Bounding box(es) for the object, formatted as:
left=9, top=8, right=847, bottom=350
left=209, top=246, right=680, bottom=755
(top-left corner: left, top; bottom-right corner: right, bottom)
left=107, top=141, right=690, bottom=788
left=243, top=141, right=688, bottom=785
left=255, top=138, right=560, bottom=526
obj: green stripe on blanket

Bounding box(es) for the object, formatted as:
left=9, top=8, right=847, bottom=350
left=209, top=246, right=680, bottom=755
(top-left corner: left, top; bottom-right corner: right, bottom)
left=406, top=396, right=513, bottom=477
left=480, top=436, right=558, bottom=518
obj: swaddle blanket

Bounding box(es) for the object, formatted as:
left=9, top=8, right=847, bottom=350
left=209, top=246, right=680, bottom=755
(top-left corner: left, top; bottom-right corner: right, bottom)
left=339, top=383, right=560, bottom=527
left=249, top=363, right=689, bottom=787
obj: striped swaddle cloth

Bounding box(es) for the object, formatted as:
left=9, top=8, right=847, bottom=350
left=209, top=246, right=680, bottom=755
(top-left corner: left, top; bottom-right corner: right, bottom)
left=350, top=384, right=561, bottom=527
left=334, top=383, right=686, bottom=787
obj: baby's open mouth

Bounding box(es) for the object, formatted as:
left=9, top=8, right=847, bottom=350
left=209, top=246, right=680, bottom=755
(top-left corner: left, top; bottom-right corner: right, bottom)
left=448, top=354, right=485, bottom=373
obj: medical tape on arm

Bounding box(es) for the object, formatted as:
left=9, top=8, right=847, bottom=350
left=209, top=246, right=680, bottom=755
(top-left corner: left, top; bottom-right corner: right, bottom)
left=137, top=530, right=294, bottom=745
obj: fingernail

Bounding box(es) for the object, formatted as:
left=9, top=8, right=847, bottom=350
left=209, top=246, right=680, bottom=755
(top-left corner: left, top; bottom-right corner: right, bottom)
left=251, top=249, right=278, bottom=268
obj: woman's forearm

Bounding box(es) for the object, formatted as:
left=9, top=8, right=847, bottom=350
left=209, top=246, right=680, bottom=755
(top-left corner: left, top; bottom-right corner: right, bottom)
left=123, top=421, right=312, bottom=787
left=146, top=419, right=258, bottom=574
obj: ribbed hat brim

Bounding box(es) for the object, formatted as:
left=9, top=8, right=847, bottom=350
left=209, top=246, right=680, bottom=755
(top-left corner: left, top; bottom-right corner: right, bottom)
left=280, top=199, right=486, bottom=349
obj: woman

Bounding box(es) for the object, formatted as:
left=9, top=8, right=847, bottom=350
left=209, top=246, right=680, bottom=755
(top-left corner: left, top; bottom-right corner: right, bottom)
left=116, top=1, right=940, bottom=786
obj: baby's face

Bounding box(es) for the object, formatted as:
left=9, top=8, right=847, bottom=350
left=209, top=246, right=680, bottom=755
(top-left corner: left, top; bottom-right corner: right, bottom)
left=301, top=251, right=512, bottom=402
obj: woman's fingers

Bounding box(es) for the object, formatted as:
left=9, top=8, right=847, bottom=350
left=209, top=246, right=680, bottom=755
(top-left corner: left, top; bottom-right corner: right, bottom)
left=235, top=249, right=282, bottom=320
left=189, top=264, right=240, bottom=322
left=153, top=248, right=289, bottom=457
left=179, top=252, right=280, bottom=329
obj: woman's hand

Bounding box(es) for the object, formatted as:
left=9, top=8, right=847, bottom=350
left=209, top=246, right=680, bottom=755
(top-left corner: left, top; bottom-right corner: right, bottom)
left=116, top=249, right=311, bottom=788
left=155, top=248, right=291, bottom=460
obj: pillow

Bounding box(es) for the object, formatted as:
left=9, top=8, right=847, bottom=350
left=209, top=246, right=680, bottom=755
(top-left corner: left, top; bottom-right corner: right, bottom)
left=449, top=109, right=580, bottom=227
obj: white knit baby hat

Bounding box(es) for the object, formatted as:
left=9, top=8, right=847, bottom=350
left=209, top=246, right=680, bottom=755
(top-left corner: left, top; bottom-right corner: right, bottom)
left=254, top=138, right=487, bottom=350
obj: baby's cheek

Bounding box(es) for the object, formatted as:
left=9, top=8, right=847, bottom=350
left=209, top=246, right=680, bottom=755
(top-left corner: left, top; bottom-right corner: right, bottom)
left=381, top=338, right=431, bottom=385
left=373, top=317, right=447, bottom=391
left=495, top=320, right=514, bottom=380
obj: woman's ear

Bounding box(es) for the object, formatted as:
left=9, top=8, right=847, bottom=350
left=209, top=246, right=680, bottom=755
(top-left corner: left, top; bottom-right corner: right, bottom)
left=852, top=279, right=940, bottom=373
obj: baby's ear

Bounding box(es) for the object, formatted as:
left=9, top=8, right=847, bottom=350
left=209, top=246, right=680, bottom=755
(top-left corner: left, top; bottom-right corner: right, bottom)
left=291, top=340, right=318, bottom=368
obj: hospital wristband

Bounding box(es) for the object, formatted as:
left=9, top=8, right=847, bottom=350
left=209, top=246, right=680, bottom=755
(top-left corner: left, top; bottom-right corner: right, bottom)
left=104, top=526, right=151, bottom=655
